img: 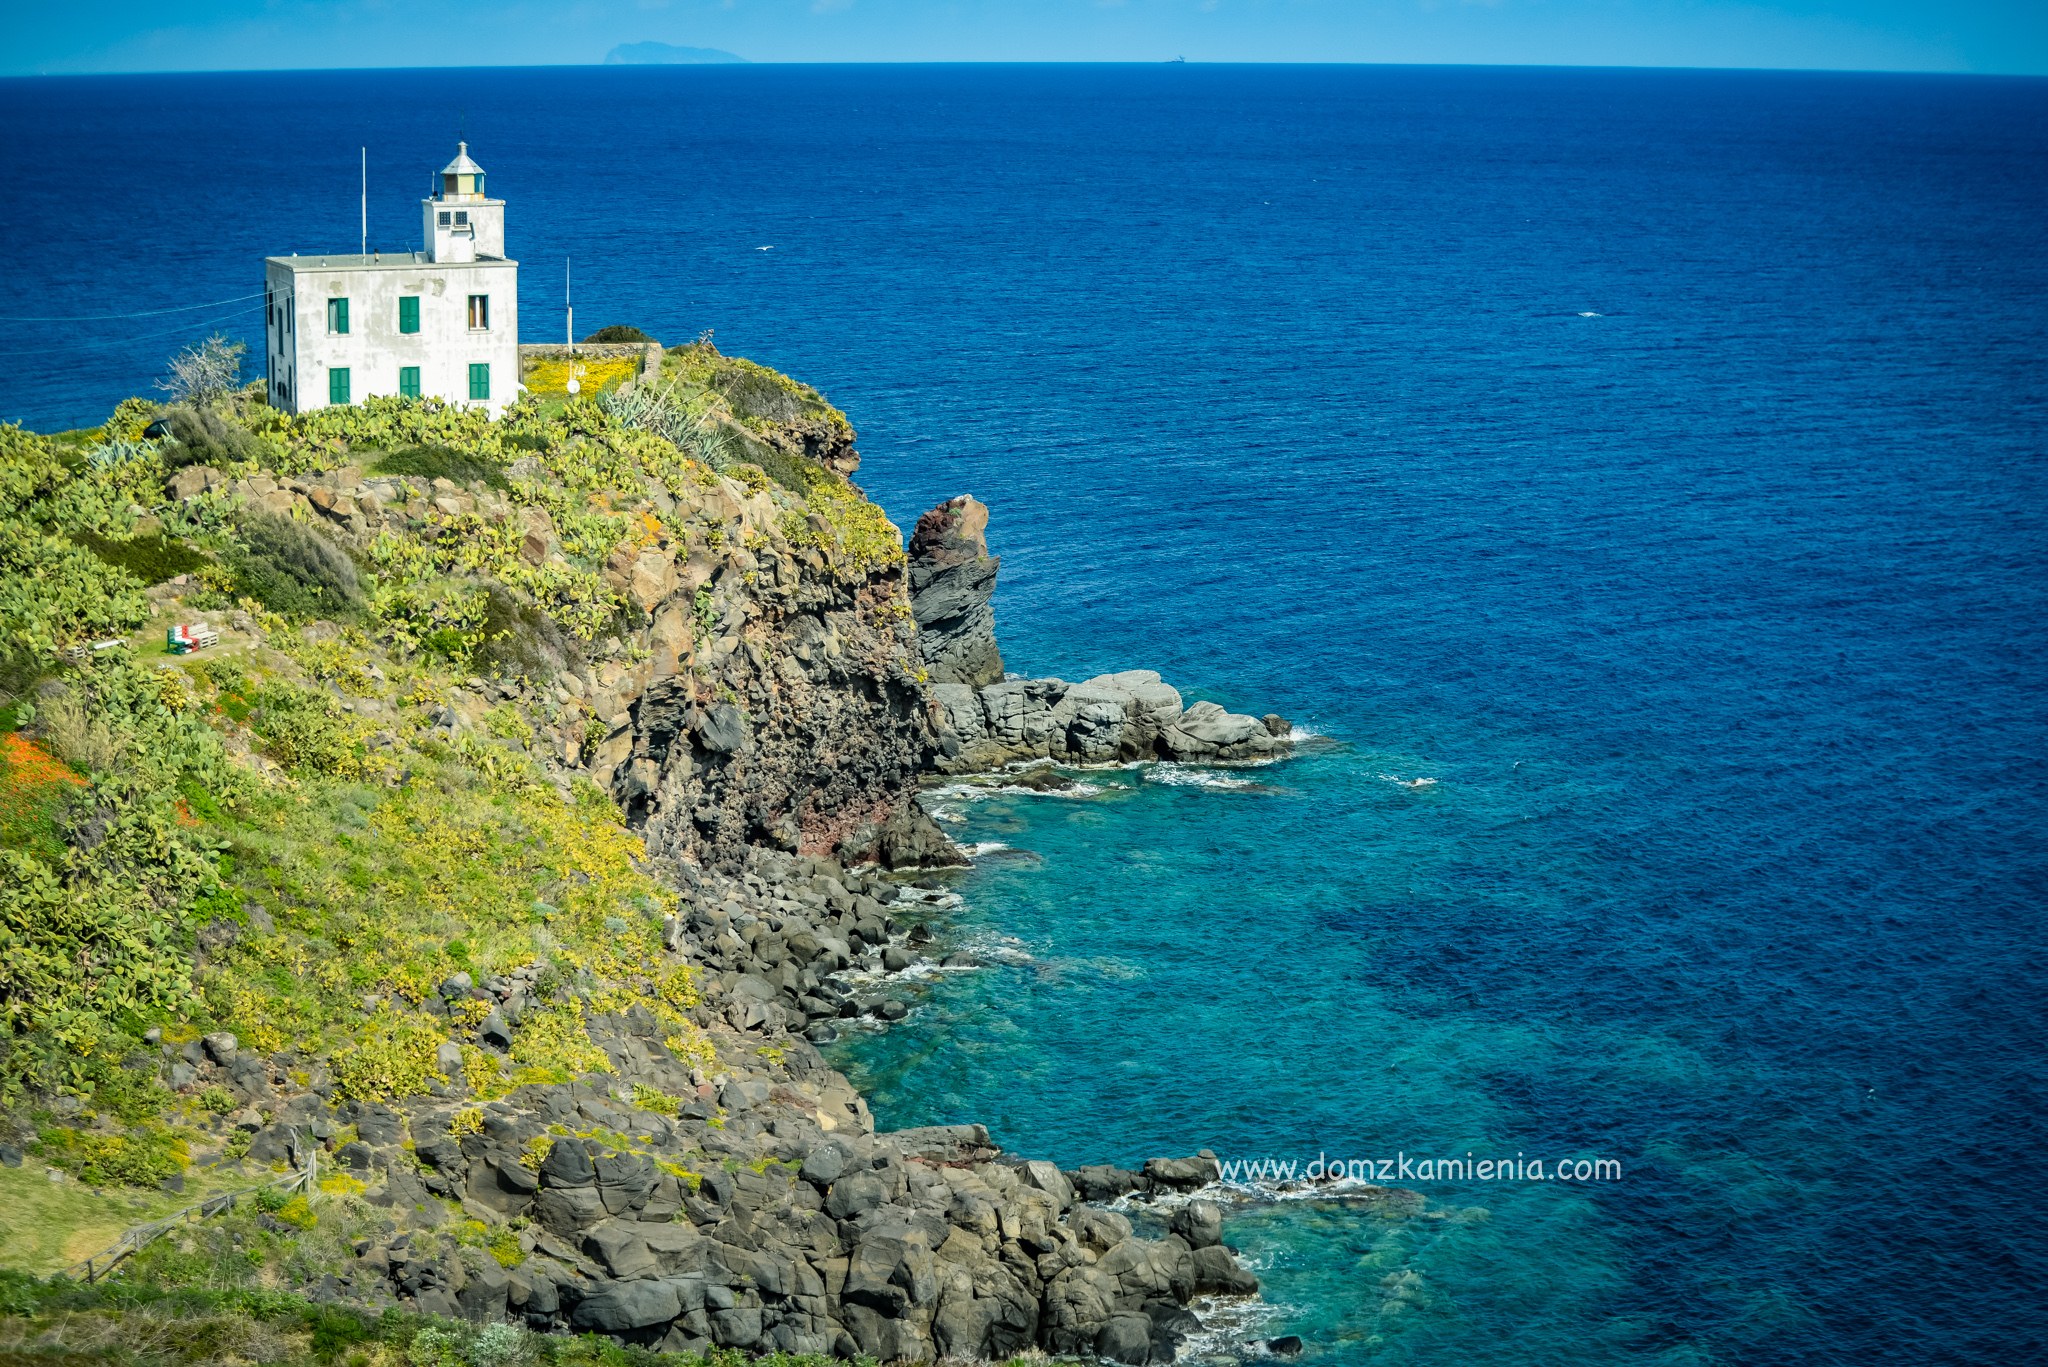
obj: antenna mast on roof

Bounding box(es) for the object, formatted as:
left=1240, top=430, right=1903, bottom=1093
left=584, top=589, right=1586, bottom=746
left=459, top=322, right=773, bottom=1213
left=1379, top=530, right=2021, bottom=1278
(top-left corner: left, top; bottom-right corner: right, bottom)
left=360, top=147, right=367, bottom=255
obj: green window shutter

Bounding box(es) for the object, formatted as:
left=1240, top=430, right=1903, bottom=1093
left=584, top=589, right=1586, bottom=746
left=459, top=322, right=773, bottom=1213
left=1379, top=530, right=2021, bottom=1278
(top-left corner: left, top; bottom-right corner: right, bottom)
left=468, top=363, right=490, bottom=401
left=398, top=366, right=420, bottom=399
left=329, top=368, right=350, bottom=405
left=398, top=296, right=419, bottom=334
left=328, top=298, right=349, bottom=334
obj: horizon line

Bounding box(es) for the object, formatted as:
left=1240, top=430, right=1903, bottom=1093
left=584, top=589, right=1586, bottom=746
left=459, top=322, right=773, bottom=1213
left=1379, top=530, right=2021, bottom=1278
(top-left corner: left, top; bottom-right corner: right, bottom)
left=6, top=59, right=2046, bottom=80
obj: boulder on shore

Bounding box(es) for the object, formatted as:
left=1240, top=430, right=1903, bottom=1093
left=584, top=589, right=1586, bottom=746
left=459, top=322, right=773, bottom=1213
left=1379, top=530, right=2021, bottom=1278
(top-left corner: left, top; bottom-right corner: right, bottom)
left=909, top=496, right=1293, bottom=773
left=933, top=668, right=1291, bottom=771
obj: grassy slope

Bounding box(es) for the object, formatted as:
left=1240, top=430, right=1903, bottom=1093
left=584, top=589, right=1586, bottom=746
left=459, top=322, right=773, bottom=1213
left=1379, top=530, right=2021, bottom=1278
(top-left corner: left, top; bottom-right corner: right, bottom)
left=0, top=350, right=911, bottom=1364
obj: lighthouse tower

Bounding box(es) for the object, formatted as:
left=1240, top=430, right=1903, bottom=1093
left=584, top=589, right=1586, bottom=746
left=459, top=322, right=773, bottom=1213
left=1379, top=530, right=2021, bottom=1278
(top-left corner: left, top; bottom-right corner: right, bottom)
left=423, top=142, right=506, bottom=263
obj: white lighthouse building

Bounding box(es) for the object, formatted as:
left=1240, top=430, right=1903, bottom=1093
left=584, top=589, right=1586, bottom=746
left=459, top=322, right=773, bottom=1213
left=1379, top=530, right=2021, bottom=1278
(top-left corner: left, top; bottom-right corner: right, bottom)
left=264, top=143, right=520, bottom=417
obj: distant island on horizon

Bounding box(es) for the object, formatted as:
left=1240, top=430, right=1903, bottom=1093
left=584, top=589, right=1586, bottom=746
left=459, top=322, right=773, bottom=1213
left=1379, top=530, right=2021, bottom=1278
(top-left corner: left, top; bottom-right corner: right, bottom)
left=604, top=41, right=748, bottom=65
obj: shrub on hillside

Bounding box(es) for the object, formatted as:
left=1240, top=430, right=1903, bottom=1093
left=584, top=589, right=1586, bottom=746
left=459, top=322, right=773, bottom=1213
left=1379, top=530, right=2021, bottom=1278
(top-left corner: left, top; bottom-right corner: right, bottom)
left=0, top=527, right=150, bottom=658
left=474, top=585, right=574, bottom=679
left=74, top=530, right=209, bottom=585
left=159, top=404, right=265, bottom=469
left=581, top=324, right=652, bottom=344
left=229, top=515, right=362, bottom=620
left=372, top=443, right=509, bottom=490
left=250, top=682, right=374, bottom=778
left=36, top=1122, right=186, bottom=1187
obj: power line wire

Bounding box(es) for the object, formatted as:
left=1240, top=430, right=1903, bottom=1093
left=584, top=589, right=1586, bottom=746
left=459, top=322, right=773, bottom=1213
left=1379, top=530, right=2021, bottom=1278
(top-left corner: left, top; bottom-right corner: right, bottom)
left=0, top=290, right=269, bottom=324
left=0, top=304, right=265, bottom=359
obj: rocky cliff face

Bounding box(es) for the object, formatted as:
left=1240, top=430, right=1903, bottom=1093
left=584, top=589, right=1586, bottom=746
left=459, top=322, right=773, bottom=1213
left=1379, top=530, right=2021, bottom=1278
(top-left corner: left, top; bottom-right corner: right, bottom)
left=907, top=495, right=1004, bottom=689
left=590, top=514, right=937, bottom=873
left=212, top=455, right=951, bottom=873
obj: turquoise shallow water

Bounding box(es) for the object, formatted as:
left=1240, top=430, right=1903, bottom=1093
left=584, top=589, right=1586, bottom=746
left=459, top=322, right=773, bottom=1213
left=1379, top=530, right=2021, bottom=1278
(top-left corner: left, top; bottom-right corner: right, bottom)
left=828, top=738, right=1914, bottom=1364
left=4, top=62, right=2044, bottom=1363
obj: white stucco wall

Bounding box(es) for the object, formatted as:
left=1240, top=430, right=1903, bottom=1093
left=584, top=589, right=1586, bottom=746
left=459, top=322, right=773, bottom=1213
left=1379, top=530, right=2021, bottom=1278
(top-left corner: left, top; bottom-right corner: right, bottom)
left=264, top=254, right=519, bottom=417
left=422, top=197, right=506, bottom=264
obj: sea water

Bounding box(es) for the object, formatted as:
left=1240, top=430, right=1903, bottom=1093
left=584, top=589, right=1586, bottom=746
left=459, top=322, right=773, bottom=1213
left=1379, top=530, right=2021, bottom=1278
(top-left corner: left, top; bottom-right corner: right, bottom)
left=3, top=64, right=2043, bottom=1364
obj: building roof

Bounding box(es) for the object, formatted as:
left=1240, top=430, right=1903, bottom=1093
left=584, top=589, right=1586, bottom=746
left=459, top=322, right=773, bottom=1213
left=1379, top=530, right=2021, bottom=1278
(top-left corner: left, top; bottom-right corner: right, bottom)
left=442, top=141, right=484, bottom=176
left=265, top=252, right=516, bottom=272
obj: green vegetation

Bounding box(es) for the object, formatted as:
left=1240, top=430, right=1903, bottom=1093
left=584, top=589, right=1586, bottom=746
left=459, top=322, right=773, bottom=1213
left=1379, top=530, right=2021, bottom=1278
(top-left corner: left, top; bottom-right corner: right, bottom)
left=36, top=1122, right=188, bottom=1188
left=0, top=338, right=907, bottom=1334
left=231, top=514, right=366, bottom=620
left=0, top=1160, right=241, bottom=1277
left=0, top=1267, right=894, bottom=1367
left=73, top=531, right=210, bottom=586
left=662, top=342, right=851, bottom=445
left=372, top=444, right=510, bottom=491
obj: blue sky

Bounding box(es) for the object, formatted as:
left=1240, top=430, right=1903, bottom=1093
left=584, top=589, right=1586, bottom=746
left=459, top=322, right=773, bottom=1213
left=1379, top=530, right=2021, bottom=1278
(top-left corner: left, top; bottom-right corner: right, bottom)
left=4, top=0, right=2044, bottom=76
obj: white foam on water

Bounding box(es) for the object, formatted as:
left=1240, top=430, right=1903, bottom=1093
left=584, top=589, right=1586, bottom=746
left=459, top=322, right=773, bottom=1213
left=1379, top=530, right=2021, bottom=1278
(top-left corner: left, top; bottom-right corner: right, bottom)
left=958, top=932, right=1037, bottom=966
left=1148, top=764, right=1264, bottom=790
left=921, top=783, right=997, bottom=803
left=1128, top=1175, right=1415, bottom=1211
left=890, top=886, right=964, bottom=910
left=923, top=775, right=1105, bottom=802
left=1185, top=1292, right=1294, bottom=1359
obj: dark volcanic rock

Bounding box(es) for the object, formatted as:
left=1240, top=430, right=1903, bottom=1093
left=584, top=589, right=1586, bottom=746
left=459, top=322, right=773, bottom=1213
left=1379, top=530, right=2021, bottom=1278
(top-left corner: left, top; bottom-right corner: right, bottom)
left=908, top=495, right=1004, bottom=688
left=1071, top=1164, right=1150, bottom=1203
left=572, top=1279, right=684, bottom=1333
left=1143, top=1153, right=1221, bottom=1190
left=246, top=848, right=1274, bottom=1358
left=1096, top=1312, right=1156, bottom=1364
left=844, top=798, right=965, bottom=870
left=1170, top=1198, right=1223, bottom=1250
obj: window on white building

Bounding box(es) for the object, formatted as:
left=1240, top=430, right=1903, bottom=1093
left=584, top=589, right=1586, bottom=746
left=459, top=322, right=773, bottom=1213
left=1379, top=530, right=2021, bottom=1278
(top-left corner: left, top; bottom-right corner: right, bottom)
left=467, top=295, right=489, bottom=330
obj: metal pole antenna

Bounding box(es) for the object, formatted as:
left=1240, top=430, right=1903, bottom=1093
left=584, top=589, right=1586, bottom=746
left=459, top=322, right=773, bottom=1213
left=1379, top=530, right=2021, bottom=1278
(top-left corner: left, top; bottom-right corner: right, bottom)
left=566, top=257, right=573, bottom=350
left=360, top=147, right=367, bottom=255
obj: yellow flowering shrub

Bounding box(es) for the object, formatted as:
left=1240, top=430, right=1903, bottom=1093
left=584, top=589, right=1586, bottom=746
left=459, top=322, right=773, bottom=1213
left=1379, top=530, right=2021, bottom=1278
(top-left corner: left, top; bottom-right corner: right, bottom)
left=330, top=1009, right=445, bottom=1102
left=523, top=356, right=640, bottom=397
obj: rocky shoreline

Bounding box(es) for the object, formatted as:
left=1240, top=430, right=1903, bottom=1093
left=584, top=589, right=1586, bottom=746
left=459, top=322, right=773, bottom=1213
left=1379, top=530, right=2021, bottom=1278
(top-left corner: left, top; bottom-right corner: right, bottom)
left=911, top=497, right=1293, bottom=774
left=127, top=467, right=1297, bottom=1360
left=167, top=841, right=1272, bottom=1364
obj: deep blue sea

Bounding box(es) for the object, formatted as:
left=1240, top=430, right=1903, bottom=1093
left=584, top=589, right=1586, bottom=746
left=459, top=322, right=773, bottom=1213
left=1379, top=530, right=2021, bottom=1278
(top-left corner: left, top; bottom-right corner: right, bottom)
left=4, top=64, right=2046, bottom=1365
